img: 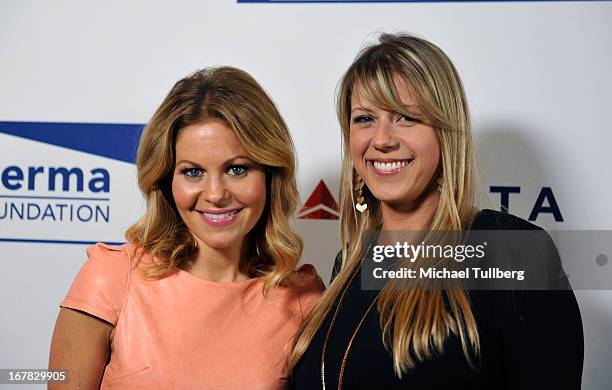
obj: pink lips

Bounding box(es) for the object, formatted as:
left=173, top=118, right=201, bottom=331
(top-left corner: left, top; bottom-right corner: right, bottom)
left=199, top=208, right=242, bottom=227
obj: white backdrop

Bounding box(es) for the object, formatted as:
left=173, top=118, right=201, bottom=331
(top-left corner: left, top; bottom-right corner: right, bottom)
left=1, top=0, right=611, bottom=388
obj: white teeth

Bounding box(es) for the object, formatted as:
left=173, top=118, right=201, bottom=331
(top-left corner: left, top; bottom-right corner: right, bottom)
left=203, top=210, right=239, bottom=220
left=372, top=160, right=409, bottom=172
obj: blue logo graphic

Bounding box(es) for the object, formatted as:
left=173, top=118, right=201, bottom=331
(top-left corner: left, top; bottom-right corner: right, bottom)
left=0, top=121, right=143, bottom=164
left=0, top=121, right=144, bottom=245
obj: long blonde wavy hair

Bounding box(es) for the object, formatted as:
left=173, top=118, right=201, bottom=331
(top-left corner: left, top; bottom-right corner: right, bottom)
left=126, top=66, right=303, bottom=291
left=290, top=33, right=480, bottom=377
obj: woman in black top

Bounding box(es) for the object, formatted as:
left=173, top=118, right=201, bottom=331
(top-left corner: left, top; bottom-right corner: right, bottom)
left=289, top=33, right=583, bottom=389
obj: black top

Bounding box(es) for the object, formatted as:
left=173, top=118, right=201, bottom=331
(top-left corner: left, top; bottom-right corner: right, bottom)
left=290, top=209, right=584, bottom=390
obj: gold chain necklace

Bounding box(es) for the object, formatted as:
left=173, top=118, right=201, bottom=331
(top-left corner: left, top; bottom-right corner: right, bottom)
left=320, top=248, right=380, bottom=390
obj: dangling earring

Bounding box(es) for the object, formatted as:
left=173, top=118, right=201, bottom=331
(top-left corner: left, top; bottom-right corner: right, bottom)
left=437, top=177, right=443, bottom=193
left=355, top=175, right=368, bottom=213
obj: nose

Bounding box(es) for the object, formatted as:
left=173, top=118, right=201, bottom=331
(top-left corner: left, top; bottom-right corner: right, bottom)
left=203, top=174, right=230, bottom=206
left=372, top=119, right=399, bottom=152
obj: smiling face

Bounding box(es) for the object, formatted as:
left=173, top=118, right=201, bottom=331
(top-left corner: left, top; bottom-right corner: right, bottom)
left=349, top=78, right=441, bottom=211
left=171, top=120, right=267, bottom=252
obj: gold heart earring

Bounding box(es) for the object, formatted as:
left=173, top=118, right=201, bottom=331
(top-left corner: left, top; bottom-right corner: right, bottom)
left=355, top=175, right=367, bottom=213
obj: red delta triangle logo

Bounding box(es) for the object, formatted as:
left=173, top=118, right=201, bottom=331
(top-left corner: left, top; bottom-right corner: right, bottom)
left=298, top=180, right=339, bottom=220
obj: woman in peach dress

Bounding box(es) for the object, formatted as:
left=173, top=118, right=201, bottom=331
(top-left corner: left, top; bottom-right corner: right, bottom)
left=49, top=66, right=324, bottom=389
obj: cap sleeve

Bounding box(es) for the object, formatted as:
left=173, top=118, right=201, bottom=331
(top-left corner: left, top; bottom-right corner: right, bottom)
left=60, top=243, right=130, bottom=326
left=295, top=264, right=325, bottom=320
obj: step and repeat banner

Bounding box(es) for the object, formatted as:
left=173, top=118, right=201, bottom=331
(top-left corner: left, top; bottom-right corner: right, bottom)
left=1, top=0, right=611, bottom=388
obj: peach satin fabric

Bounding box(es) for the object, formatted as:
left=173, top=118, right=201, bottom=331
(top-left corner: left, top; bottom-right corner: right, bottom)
left=60, top=243, right=323, bottom=389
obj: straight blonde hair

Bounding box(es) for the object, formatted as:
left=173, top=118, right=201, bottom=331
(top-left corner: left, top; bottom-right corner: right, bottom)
left=126, top=66, right=303, bottom=291
left=290, top=33, right=480, bottom=377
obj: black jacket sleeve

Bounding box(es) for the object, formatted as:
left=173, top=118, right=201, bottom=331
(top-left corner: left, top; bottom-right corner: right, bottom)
left=495, top=231, right=584, bottom=389
left=496, top=288, right=584, bottom=389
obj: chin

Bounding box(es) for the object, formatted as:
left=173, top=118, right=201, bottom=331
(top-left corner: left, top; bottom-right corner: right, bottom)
left=370, top=188, right=414, bottom=205
left=202, top=238, right=230, bottom=248
left=197, top=231, right=243, bottom=250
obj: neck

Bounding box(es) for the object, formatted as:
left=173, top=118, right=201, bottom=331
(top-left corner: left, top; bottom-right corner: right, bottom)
left=381, top=189, right=440, bottom=231
left=181, top=239, right=250, bottom=283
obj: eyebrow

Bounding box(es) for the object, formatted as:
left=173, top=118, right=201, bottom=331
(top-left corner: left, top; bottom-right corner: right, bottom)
left=175, top=155, right=254, bottom=167
left=351, top=104, right=422, bottom=115
left=351, top=106, right=373, bottom=114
